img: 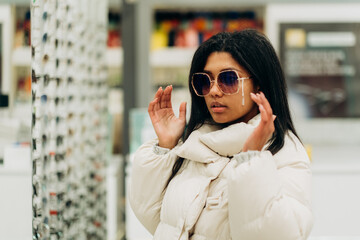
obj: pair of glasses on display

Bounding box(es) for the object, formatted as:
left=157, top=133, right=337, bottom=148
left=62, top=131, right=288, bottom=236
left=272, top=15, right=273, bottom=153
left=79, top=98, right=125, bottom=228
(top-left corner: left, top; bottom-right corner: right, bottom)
left=191, top=69, right=251, bottom=97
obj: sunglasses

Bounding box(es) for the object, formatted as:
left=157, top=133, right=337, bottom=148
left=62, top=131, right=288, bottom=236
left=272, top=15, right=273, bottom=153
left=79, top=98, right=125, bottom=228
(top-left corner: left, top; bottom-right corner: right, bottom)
left=191, top=70, right=250, bottom=97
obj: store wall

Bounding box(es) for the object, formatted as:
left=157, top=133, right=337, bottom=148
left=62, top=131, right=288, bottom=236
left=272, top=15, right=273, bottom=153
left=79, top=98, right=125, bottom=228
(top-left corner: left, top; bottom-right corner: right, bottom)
left=267, top=4, right=360, bottom=236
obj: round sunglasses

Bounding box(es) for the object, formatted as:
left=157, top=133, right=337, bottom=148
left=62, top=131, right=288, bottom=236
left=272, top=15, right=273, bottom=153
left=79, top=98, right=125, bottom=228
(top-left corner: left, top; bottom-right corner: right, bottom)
left=191, top=70, right=251, bottom=97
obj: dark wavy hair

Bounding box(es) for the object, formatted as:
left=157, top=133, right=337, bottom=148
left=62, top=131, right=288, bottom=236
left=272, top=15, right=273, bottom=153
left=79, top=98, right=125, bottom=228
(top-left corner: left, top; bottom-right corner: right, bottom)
left=167, top=29, right=299, bottom=185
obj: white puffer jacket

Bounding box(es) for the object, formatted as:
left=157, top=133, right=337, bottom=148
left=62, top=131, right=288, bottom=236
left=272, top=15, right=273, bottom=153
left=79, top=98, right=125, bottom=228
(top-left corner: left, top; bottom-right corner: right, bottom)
left=129, top=114, right=313, bottom=240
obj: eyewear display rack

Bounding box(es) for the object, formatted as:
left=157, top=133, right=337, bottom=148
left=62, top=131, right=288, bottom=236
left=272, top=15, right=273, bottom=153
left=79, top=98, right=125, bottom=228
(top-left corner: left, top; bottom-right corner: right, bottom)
left=31, top=0, right=108, bottom=239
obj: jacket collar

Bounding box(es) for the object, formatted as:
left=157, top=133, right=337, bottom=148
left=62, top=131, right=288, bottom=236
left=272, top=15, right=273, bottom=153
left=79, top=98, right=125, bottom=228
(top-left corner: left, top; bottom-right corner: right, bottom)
left=175, top=114, right=261, bottom=163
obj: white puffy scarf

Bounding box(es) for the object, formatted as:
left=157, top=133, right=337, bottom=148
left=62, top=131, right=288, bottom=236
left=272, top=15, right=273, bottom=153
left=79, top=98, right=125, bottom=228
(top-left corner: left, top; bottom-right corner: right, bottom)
left=175, top=114, right=261, bottom=162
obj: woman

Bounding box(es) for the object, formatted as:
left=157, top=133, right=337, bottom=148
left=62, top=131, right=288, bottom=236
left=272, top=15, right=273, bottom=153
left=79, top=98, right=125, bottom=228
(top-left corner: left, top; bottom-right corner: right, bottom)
left=129, top=29, right=313, bottom=240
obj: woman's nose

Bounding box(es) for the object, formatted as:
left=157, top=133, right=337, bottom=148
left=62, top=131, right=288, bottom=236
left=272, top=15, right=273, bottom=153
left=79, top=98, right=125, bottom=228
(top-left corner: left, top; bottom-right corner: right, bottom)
left=208, top=81, right=223, bottom=97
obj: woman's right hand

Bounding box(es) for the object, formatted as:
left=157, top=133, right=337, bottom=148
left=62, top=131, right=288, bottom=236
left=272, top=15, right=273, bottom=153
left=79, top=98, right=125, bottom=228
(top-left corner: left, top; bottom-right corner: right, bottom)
left=148, top=85, right=187, bottom=149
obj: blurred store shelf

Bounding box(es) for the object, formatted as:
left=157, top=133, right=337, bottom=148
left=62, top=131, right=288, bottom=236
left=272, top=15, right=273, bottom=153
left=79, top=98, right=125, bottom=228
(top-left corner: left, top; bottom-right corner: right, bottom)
left=107, top=47, right=123, bottom=67
left=106, top=47, right=196, bottom=68
left=2, top=0, right=121, bottom=7
left=12, top=47, right=30, bottom=67
left=12, top=46, right=124, bottom=68
left=0, top=144, right=31, bottom=240
left=151, top=47, right=196, bottom=68
left=11, top=46, right=196, bottom=68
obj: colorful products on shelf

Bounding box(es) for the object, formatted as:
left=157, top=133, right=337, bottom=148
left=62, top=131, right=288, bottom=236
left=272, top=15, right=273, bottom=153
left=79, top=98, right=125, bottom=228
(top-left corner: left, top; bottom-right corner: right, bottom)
left=151, top=11, right=263, bottom=50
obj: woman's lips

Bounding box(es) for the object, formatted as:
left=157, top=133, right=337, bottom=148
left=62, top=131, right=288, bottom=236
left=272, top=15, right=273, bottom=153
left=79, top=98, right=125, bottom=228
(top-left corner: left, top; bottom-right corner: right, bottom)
left=211, top=102, right=227, bottom=113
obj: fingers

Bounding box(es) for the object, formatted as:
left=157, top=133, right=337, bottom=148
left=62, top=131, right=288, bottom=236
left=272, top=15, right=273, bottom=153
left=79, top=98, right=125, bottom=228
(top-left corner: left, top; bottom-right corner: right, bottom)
left=152, top=85, right=172, bottom=109
left=148, top=85, right=174, bottom=121
left=161, top=85, right=172, bottom=109
left=250, top=92, right=275, bottom=122
left=179, top=102, right=187, bottom=121
left=250, top=92, right=261, bottom=105
left=258, top=104, right=269, bottom=122
left=259, top=92, right=273, bottom=116
left=154, top=86, right=163, bottom=98
left=153, top=87, right=163, bottom=112
left=148, top=97, right=159, bottom=121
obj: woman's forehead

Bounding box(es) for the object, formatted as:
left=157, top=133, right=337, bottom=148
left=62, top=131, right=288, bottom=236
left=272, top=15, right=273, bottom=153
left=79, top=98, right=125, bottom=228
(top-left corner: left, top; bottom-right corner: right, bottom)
left=204, top=52, right=248, bottom=75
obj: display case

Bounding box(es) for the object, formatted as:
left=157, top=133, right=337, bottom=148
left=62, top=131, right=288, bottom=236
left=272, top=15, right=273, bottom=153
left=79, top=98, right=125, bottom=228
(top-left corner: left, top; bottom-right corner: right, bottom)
left=30, top=0, right=110, bottom=238
left=266, top=3, right=360, bottom=236
left=12, top=6, right=31, bottom=105
left=0, top=5, right=13, bottom=107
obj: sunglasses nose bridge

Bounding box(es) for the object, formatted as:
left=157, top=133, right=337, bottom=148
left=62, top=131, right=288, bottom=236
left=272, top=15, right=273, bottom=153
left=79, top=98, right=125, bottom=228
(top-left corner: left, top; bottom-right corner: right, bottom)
left=208, top=78, right=224, bottom=96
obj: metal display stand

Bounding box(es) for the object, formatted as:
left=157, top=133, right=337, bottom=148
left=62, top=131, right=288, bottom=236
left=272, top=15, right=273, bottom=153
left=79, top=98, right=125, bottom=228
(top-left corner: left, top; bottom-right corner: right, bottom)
left=31, top=0, right=109, bottom=239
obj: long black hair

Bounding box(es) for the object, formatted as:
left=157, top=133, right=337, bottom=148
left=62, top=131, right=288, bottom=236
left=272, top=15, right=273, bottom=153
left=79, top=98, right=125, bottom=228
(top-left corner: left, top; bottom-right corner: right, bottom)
left=167, top=29, right=299, bottom=184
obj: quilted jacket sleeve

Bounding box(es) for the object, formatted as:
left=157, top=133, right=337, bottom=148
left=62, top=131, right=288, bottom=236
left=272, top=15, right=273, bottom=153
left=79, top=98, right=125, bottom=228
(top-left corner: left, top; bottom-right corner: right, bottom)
left=128, top=139, right=179, bottom=234
left=227, top=134, right=313, bottom=240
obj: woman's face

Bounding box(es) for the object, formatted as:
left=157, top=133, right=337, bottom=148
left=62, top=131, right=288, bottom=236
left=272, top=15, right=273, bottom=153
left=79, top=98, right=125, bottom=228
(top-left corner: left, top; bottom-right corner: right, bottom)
left=203, top=51, right=259, bottom=124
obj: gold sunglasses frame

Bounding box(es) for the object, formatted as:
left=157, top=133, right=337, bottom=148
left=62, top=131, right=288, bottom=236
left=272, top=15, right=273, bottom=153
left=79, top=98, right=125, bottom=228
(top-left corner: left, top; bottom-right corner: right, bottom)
left=191, top=70, right=250, bottom=97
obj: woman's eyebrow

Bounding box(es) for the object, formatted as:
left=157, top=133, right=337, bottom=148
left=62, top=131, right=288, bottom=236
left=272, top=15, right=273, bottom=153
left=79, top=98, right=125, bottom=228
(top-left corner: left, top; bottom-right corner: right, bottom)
left=221, top=67, right=244, bottom=73
left=203, top=68, right=245, bottom=74
left=202, top=70, right=212, bottom=74
left=202, top=70, right=215, bottom=78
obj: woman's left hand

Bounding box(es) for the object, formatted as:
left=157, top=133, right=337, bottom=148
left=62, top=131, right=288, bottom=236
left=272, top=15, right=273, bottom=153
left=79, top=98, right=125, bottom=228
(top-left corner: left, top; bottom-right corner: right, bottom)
left=242, top=92, right=276, bottom=152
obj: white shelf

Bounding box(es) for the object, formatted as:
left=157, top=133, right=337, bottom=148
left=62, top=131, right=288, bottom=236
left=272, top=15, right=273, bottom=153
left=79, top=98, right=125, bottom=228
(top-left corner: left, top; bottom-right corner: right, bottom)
left=12, top=47, right=124, bottom=68
left=105, top=47, right=196, bottom=68
left=12, top=46, right=197, bottom=68
left=150, top=47, right=196, bottom=68
left=107, top=47, right=123, bottom=67
left=12, top=46, right=31, bottom=67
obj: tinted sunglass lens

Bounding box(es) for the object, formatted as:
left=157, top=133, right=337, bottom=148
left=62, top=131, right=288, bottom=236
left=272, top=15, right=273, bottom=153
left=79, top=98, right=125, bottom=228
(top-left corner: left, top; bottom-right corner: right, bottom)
left=193, top=74, right=211, bottom=96
left=218, top=71, right=238, bottom=94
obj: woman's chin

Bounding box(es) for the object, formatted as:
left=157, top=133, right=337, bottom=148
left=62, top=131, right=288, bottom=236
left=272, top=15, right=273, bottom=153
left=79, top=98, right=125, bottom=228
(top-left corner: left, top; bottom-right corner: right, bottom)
left=211, top=116, right=237, bottom=125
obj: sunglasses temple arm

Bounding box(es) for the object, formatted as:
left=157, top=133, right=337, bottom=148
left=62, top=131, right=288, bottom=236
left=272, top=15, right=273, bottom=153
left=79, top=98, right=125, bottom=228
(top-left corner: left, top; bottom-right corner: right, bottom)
left=242, top=78, right=245, bottom=106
